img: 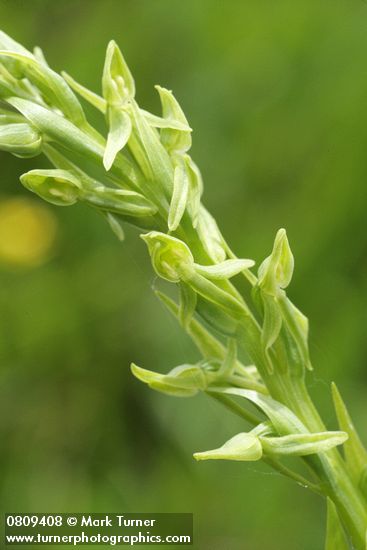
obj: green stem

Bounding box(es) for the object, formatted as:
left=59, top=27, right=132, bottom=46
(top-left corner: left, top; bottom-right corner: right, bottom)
left=278, top=378, right=367, bottom=550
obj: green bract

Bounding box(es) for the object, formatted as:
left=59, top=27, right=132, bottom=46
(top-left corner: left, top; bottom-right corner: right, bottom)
left=0, top=30, right=366, bottom=550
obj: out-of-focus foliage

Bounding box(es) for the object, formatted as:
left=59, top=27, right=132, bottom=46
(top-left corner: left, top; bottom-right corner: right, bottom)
left=0, top=1, right=366, bottom=548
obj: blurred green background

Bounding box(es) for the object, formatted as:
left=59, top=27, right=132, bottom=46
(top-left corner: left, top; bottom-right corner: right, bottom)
left=1, top=1, right=366, bottom=548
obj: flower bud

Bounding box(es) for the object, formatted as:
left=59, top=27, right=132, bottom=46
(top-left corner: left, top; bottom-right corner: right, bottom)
left=141, top=232, right=194, bottom=282
left=131, top=362, right=206, bottom=397
left=0, top=49, right=86, bottom=126
left=258, top=228, right=294, bottom=296
left=20, top=169, right=81, bottom=206
left=0, top=122, right=42, bottom=158
left=194, top=432, right=262, bottom=462
left=155, top=85, right=192, bottom=154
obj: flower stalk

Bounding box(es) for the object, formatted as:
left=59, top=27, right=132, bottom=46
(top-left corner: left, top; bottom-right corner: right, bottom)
left=0, top=31, right=366, bottom=549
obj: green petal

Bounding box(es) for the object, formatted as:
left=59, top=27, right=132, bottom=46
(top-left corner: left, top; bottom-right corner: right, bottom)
left=103, top=107, right=132, bottom=171
left=195, top=258, right=255, bottom=280
left=141, top=109, right=191, bottom=131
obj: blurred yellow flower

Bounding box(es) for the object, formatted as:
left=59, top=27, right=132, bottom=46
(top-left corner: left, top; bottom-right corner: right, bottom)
left=0, top=196, right=58, bottom=267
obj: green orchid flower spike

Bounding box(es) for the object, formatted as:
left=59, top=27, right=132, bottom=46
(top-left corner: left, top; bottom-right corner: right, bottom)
left=0, top=29, right=366, bottom=549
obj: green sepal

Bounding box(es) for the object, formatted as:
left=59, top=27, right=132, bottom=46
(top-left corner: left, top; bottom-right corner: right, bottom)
left=179, top=282, right=197, bottom=329
left=168, top=159, right=189, bottom=231
left=194, top=258, right=255, bottom=280
left=155, top=85, right=192, bottom=154
left=141, top=231, right=194, bottom=283
left=325, top=498, right=350, bottom=550
left=258, top=228, right=294, bottom=296
left=331, top=383, right=367, bottom=486
left=0, top=122, right=42, bottom=157
left=260, top=431, right=348, bottom=457
left=103, top=106, right=132, bottom=170
left=131, top=363, right=206, bottom=397
left=62, top=71, right=107, bottom=113
left=141, top=109, right=191, bottom=132
left=194, top=432, right=262, bottom=462
left=20, top=169, right=81, bottom=206
left=102, top=40, right=135, bottom=105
